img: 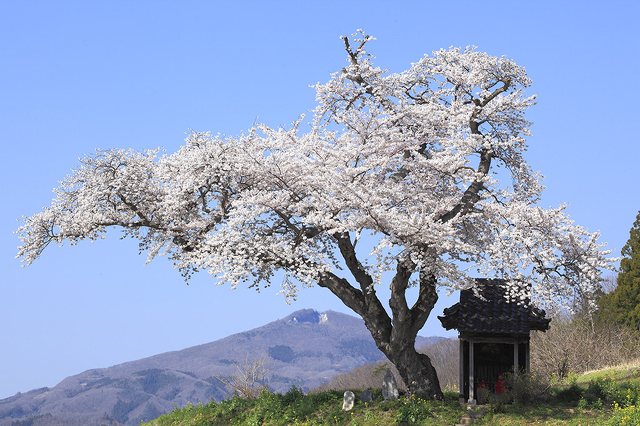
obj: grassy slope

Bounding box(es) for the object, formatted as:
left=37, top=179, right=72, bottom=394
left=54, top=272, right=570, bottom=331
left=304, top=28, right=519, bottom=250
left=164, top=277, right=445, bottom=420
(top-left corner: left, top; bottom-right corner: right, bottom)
left=145, top=360, right=640, bottom=425
left=478, top=360, right=640, bottom=426
left=144, top=389, right=465, bottom=426
left=576, top=359, right=640, bottom=385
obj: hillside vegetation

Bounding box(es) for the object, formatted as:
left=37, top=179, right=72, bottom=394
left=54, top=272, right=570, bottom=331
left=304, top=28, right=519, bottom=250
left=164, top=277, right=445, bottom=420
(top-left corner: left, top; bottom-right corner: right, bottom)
left=144, top=388, right=465, bottom=426
left=145, top=359, right=640, bottom=425
left=576, top=359, right=640, bottom=385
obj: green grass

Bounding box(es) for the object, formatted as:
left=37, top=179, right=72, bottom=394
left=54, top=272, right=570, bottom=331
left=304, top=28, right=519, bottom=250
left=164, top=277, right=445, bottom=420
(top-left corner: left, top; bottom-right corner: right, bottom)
left=143, top=389, right=623, bottom=426
left=142, top=388, right=617, bottom=426
left=144, top=388, right=466, bottom=426
left=145, top=360, right=640, bottom=425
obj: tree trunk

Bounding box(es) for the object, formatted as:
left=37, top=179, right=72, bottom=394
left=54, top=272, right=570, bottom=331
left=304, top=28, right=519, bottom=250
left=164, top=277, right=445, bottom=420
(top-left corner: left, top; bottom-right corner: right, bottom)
left=359, top=310, right=444, bottom=400
left=318, top=237, right=444, bottom=399
left=389, top=345, right=443, bottom=400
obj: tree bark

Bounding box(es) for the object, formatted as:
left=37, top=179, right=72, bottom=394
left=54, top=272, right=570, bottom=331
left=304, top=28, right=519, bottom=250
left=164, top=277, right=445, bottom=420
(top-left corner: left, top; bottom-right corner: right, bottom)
left=357, top=306, right=443, bottom=399
left=319, top=250, right=444, bottom=399
left=387, top=342, right=443, bottom=400
left=355, top=309, right=443, bottom=399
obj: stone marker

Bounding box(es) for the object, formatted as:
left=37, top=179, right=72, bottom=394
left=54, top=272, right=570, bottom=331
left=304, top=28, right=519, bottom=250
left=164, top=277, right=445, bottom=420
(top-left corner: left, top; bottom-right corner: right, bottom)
left=382, top=369, right=399, bottom=400
left=342, top=391, right=355, bottom=411
left=360, top=388, right=373, bottom=403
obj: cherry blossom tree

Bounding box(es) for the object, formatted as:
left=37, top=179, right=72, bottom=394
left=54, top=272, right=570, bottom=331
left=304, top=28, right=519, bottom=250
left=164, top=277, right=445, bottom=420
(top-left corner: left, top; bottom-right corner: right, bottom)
left=17, top=31, right=613, bottom=398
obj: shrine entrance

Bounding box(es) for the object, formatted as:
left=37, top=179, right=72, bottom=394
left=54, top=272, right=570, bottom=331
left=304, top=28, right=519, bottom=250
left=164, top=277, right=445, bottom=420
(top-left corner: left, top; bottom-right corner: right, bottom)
left=460, top=339, right=528, bottom=401
left=438, top=279, right=550, bottom=404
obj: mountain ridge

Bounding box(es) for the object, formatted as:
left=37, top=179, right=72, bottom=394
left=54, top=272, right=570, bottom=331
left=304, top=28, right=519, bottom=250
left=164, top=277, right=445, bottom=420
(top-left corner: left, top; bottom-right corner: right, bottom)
left=0, top=309, right=447, bottom=426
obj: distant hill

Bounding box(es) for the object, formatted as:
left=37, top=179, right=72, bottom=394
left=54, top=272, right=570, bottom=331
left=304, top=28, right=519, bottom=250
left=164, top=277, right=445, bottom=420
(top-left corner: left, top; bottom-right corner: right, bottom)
left=0, top=309, right=446, bottom=426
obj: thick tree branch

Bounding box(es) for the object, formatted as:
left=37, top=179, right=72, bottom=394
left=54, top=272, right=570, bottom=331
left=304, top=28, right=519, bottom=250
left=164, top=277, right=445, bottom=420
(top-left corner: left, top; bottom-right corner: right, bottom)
left=317, top=272, right=366, bottom=317
left=333, top=231, right=374, bottom=290
left=333, top=231, right=393, bottom=345
left=389, top=258, right=414, bottom=326
left=437, top=148, right=492, bottom=222
left=410, top=271, right=438, bottom=334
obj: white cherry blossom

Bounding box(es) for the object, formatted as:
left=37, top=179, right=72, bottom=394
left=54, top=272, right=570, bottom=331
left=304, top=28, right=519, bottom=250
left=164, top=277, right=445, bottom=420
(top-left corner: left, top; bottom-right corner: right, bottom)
left=17, top=31, right=614, bottom=398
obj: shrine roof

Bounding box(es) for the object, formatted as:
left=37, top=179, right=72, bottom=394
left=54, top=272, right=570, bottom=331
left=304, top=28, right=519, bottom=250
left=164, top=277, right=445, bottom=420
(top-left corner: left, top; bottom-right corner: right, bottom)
left=438, top=279, right=550, bottom=336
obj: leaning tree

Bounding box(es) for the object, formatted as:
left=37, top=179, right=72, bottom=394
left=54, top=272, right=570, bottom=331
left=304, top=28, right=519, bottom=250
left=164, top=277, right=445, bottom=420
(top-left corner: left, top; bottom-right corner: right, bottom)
left=17, top=31, right=613, bottom=399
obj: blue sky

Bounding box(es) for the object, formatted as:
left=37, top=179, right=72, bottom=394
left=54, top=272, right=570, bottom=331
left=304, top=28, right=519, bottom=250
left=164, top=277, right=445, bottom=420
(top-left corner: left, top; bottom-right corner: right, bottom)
left=1, top=1, right=639, bottom=399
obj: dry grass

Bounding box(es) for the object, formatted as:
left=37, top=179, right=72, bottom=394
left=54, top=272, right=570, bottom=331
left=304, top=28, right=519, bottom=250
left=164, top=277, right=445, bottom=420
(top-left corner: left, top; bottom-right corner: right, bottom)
left=531, top=318, right=640, bottom=380
left=313, top=338, right=459, bottom=393
left=577, top=358, right=640, bottom=384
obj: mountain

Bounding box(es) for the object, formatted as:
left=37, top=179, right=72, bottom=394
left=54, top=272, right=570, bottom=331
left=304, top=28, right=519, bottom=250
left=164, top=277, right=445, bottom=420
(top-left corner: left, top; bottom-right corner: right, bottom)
left=0, top=309, right=446, bottom=426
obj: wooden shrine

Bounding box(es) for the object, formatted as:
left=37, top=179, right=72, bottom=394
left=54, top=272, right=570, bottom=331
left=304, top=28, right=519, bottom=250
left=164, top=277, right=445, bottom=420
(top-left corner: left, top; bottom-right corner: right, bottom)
left=438, top=279, right=550, bottom=404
